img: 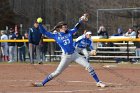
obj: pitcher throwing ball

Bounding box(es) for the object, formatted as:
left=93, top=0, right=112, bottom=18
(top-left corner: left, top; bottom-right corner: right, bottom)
left=32, top=14, right=106, bottom=88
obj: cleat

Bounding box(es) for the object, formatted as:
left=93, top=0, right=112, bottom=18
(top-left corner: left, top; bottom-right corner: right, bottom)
left=96, top=81, right=106, bottom=88
left=32, top=82, right=44, bottom=87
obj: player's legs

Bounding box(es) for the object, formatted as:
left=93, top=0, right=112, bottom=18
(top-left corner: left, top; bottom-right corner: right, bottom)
left=74, top=53, right=100, bottom=82
left=136, top=49, right=140, bottom=62
left=74, top=52, right=106, bottom=87
left=36, top=45, right=42, bottom=63
left=81, top=48, right=89, bottom=61
left=18, top=47, right=22, bottom=62
left=29, top=44, right=35, bottom=64
left=18, top=46, right=25, bottom=62
left=9, top=46, right=15, bottom=62
left=75, top=47, right=81, bottom=53
left=4, top=46, right=9, bottom=61
left=39, top=55, right=73, bottom=86
left=9, top=46, right=12, bottom=62
left=1, top=47, right=5, bottom=61
left=22, top=46, right=26, bottom=61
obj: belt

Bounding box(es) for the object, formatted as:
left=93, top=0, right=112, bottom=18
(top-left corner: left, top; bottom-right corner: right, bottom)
left=64, top=51, right=74, bottom=55
left=78, top=46, right=86, bottom=48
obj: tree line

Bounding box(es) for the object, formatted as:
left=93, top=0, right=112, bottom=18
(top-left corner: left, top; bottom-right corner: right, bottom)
left=1, top=0, right=140, bottom=35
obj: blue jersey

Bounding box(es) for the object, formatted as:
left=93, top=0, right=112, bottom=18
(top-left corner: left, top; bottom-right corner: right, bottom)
left=39, top=21, right=82, bottom=54
left=74, top=34, right=94, bottom=50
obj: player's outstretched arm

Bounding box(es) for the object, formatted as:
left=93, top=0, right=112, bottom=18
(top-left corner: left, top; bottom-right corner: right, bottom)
left=89, top=39, right=94, bottom=50
left=90, top=44, right=94, bottom=50
left=37, top=18, right=55, bottom=39
left=89, top=40, right=96, bottom=56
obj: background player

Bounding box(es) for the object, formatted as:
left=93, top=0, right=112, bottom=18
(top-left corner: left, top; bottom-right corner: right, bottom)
left=1, top=31, right=9, bottom=62
left=74, top=31, right=96, bottom=62
left=32, top=14, right=106, bottom=88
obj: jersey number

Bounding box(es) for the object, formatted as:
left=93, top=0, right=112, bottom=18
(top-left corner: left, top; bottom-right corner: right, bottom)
left=63, top=39, right=70, bottom=45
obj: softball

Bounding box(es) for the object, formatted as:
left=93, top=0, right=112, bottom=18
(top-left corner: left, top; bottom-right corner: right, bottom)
left=89, top=50, right=96, bottom=56
left=37, top=17, right=43, bottom=23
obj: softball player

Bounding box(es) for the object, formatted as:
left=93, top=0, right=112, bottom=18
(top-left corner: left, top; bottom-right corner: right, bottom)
left=32, top=14, right=106, bottom=88
left=1, top=31, right=9, bottom=61
left=74, top=31, right=94, bottom=61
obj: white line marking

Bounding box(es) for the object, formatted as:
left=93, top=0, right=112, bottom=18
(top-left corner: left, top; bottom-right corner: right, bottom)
left=103, top=65, right=117, bottom=68
left=67, top=80, right=93, bottom=83
left=48, top=91, right=73, bottom=93
left=67, top=80, right=122, bottom=86
left=74, top=90, right=94, bottom=92
left=67, top=80, right=96, bottom=84
left=48, top=90, right=95, bottom=93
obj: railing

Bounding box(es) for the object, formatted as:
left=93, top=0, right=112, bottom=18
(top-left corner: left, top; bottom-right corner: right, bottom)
left=0, top=37, right=140, bottom=42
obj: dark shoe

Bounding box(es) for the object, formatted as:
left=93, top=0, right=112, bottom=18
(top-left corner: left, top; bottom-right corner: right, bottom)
left=38, top=62, right=43, bottom=64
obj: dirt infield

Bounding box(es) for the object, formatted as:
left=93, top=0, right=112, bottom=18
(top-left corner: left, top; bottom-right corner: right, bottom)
left=0, top=62, right=140, bottom=93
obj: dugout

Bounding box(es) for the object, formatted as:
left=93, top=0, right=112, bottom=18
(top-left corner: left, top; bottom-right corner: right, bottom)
left=96, top=7, right=140, bottom=35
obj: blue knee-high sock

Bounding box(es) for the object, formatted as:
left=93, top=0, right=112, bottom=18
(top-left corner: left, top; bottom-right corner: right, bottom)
left=89, top=70, right=100, bottom=82
left=92, top=73, right=100, bottom=82
left=42, top=75, right=53, bottom=85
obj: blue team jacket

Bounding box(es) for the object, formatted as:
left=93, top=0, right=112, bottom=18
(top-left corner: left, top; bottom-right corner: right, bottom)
left=28, top=27, right=42, bottom=45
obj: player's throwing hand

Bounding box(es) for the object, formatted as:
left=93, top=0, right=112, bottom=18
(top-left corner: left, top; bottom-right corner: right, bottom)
left=80, top=13, right=89, bottom=22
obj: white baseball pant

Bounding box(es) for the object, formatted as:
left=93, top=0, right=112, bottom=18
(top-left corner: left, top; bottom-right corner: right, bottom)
left=76, top=47, right=89, bottom=60
left=48, top=51, right=93, bottom=79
